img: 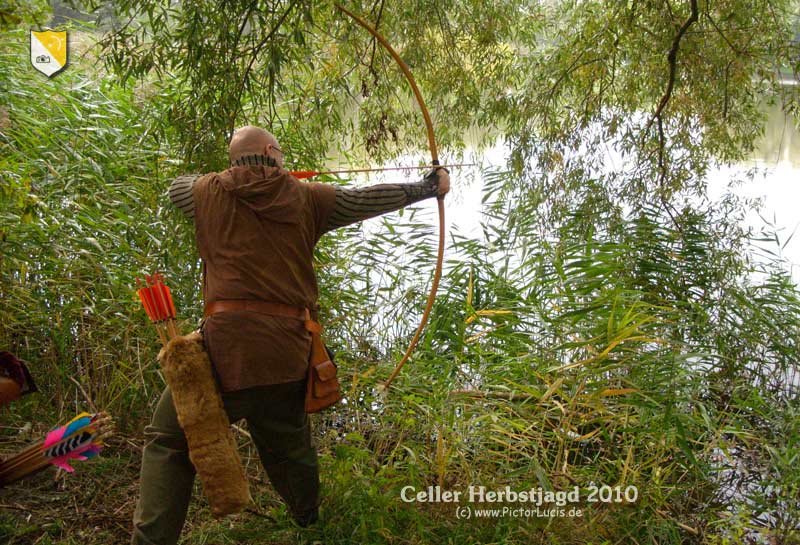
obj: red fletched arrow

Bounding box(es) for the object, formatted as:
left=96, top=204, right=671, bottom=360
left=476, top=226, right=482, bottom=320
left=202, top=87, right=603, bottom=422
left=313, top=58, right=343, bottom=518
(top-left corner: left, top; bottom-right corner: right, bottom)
left=289, top=162, right=473, bottom=180
left=289, top=170, right=319, bottom=179
left=136, top=280, right=155, bottom=322
left=137, top=272, right=178, bottom=345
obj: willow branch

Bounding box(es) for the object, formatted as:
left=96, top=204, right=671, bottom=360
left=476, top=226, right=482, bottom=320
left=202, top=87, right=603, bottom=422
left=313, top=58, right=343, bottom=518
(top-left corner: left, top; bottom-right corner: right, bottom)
left=645, top=0, right=699, bottom=132
left=231, top=0, right=300, bottom=135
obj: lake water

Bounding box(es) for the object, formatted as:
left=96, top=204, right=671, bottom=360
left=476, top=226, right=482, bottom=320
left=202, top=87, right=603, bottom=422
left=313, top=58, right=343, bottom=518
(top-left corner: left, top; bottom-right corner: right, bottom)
left=358, top=102, right=800, bottom=289
left=715, top=103, right=800, bottom=282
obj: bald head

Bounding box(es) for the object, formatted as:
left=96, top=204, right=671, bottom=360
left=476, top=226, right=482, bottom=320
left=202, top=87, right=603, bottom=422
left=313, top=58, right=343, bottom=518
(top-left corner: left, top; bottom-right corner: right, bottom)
left=229, top=125, right=284, bottom=167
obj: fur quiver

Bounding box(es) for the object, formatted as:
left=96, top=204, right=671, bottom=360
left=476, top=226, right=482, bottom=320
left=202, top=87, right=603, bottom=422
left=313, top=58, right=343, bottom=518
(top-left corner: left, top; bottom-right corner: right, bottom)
left=158, top=332, right=252, bottom=517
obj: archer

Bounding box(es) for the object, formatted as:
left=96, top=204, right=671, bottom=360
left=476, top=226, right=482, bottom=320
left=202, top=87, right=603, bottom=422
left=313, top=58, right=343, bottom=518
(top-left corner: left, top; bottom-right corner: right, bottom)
left=130, top=125, right=449, bottom=544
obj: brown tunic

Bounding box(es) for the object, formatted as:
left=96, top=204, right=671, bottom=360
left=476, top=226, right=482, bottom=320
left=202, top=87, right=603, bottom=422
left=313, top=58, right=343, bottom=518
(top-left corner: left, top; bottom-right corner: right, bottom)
left=192, top=164, right=336, bottom=392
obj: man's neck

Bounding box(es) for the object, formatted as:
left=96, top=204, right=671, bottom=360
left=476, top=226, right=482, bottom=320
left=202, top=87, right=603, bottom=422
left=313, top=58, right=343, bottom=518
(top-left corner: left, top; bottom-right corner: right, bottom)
left=230, top=154, right=278, bottom=168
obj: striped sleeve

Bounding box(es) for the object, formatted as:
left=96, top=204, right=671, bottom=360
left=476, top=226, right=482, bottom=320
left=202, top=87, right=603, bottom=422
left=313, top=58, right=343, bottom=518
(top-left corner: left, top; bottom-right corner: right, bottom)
left=169, top=174, right=201, bottom=219
left=324, top=174, right=439, bottom=232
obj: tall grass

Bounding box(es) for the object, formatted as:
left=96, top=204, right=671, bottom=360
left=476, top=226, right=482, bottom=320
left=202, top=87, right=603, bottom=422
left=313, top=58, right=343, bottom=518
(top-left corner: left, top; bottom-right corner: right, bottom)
left=0, top=29, right=195, bottom=429
left=318, top=180, right=800, bottom=541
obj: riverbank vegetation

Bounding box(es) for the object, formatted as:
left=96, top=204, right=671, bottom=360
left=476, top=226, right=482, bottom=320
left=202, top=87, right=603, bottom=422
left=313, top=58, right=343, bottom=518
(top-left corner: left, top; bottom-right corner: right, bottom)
left=2, top=1, right=800, bottom=543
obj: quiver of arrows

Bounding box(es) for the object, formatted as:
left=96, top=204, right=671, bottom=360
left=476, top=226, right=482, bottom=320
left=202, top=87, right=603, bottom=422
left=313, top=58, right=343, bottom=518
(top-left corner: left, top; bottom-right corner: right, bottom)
left=139, top=274, right=251, bottom=517
left=158, top=333, right=252, bottom=516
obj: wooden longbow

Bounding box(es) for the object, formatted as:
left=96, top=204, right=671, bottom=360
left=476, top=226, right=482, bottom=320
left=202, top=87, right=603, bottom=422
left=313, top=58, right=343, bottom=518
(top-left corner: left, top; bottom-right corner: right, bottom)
left=334, top=4, right=446, bottom=390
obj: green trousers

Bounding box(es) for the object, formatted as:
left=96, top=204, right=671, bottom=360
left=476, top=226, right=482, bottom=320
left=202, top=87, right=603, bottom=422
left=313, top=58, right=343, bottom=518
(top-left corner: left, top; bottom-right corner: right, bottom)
left=131, top=379, right=319, bottom=545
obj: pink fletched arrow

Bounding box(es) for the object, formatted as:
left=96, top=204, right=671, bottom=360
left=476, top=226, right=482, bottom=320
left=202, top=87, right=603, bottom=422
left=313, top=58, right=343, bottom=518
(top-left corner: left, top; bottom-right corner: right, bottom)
left=0, top=412, right=113, bottom=485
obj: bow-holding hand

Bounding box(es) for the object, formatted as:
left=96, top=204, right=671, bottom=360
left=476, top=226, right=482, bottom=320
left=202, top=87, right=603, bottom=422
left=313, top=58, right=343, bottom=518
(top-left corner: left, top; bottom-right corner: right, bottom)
left=424, top=167, right=451, bottom=197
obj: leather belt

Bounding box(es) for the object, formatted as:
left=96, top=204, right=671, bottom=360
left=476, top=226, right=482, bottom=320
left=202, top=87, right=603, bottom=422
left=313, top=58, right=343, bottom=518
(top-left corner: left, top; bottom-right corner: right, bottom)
left=204, top=300, right=310, bottom=321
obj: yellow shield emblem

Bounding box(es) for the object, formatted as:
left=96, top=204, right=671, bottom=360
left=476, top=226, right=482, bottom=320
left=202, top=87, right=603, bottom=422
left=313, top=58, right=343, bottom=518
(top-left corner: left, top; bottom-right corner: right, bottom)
left=30, top=30, right=68, bottom=77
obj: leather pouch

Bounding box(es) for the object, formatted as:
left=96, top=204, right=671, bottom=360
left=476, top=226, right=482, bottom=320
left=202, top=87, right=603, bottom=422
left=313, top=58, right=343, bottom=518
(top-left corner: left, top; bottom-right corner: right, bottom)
left=304, top=319, right=342, bottom=413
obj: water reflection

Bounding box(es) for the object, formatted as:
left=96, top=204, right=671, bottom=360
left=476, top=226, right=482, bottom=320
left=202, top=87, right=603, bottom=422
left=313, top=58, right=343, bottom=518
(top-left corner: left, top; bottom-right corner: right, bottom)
left=752, top=100, right=800, bottom=167
left=715, top=102, right=800, bottom=281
